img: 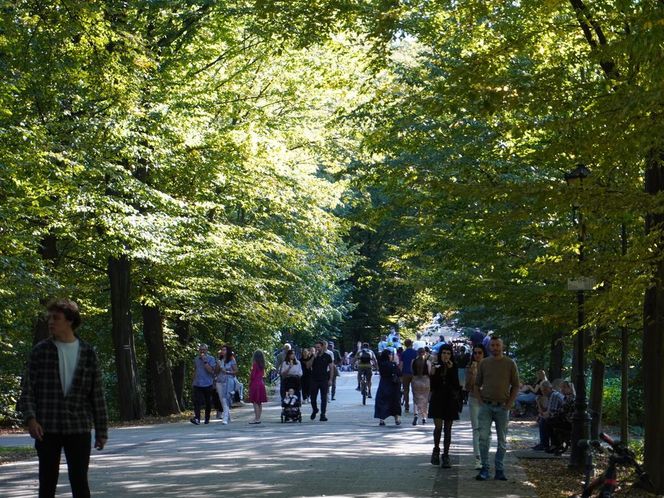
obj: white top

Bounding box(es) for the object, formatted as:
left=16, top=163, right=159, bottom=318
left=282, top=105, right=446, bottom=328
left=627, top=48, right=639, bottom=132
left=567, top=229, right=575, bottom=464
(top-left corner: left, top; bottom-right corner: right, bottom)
left=54, top=339, right=80, bottom=396
left=412, top=340, right=427, bottom=350
left=280, top=361, right=303, bottom=377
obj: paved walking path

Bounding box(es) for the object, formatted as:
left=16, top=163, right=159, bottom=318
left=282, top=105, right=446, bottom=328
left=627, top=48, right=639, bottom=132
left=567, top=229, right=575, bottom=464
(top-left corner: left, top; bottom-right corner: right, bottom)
left=0, top=373, right=537, bottom=497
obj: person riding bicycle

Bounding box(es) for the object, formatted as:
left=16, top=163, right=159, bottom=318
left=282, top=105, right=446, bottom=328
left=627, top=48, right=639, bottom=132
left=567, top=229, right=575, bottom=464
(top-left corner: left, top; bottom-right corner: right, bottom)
left=355, top=343, right=377, bottom=397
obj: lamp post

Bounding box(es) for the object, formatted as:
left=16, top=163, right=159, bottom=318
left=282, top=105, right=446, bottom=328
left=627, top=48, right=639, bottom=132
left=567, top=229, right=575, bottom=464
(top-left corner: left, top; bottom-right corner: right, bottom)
left=565, top=164, right=592, bottom=469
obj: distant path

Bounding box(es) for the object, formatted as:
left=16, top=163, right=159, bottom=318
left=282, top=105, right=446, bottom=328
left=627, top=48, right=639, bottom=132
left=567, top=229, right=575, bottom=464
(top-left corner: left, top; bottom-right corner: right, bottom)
left=0, top=373, right=536, bottom=497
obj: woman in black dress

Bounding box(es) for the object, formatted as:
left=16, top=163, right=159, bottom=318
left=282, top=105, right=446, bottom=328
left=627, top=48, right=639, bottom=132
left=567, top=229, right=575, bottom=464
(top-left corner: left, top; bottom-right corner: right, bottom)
left=374, top=349, right=402, bottom=426
left=428, top=344, right=462, bottom=468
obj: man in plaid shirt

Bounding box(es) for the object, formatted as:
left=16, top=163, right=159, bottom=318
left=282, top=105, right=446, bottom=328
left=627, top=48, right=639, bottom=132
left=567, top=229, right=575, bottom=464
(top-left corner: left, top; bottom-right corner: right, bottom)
left=532, top=380, right=565, bottom=451
left=18, top=298, right=108, bottom=498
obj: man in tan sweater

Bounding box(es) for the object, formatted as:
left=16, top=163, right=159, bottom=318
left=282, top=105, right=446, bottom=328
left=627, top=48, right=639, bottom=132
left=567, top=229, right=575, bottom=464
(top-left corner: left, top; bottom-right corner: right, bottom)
left=473, top=336, right=519, bottom=481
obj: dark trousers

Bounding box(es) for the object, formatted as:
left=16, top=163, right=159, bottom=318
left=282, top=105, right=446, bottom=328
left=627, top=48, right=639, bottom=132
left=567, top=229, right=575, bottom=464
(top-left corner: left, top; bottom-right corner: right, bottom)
left=36, top=432, right=91, bottom=498
left=193, top=385, right=213, bottom=422
left=330, top=366, right=338, bottom=399
left=310, top=379, right=329, bottom=415
left=538, top=417, right=553, bottom=448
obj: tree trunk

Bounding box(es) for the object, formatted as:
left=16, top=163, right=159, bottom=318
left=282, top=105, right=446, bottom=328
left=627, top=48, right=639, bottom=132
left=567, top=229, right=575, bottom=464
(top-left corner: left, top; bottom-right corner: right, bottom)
left=620, top=327, right=629, bottom=443
left=142, top=304, right=180, bottom=416
left=32, top=235, right=58, bottom=345
left=171, top=318, right=190, bottom=411
left=32, top=310, right=50, bottom=346
left=108, top=255, right=144, bottom=420
left=620, top=226, right=629, bottom=443
left=549, top=329, right=564, bottom=380
left=589, top=357, right=605, bottom=440
left=643, top=153, right=664, bottom=494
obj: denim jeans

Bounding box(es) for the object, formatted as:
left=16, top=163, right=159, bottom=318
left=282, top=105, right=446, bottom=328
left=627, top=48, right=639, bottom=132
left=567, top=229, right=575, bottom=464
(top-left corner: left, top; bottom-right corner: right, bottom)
left=515, top=392, right=537, bottom=411
left=468, top=396, right=481, bottom=459
left=478, top=402, right=509, bottom=471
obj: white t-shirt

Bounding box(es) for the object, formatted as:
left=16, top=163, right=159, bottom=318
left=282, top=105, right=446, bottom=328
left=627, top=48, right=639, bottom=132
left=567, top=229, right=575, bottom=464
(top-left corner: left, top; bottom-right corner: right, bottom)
left=54, top=339, right=80, bottom=396
left=413, top=340, right=427, bottom=350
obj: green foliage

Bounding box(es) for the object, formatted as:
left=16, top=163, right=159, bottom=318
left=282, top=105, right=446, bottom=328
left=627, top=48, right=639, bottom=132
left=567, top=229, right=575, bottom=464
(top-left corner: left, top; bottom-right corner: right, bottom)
left=601, top=375, right=645, bottom=427
left=0, top=1, right=372, bottom=419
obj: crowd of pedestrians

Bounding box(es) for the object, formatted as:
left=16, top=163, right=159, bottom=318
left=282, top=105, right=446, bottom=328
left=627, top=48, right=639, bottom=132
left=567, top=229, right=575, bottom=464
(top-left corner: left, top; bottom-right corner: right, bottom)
left=184, top=330, right=523, bottom=482
left=17, top=298, right=528, bottom=497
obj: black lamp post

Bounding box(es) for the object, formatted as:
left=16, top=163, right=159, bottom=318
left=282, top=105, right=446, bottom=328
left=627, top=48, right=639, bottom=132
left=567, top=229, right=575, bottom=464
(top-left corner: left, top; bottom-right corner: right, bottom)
left=565, top=164, right=592, bottom=469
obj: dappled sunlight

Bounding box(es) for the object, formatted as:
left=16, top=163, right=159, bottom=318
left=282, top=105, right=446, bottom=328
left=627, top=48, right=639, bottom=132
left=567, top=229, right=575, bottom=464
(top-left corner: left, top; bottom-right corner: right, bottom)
left=0, top=374, right=539, bottom=497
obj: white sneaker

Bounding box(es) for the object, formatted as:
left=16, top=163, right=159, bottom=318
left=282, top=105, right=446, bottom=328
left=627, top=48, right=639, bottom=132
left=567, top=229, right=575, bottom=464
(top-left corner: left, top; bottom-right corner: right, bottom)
left=221, top=420, right=228, bottom=425
left=474, top=457, right=482, bottom=470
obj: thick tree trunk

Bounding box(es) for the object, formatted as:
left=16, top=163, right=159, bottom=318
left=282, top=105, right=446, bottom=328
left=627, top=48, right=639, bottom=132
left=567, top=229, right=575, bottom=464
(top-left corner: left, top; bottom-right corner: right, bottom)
left=589, top=357, right=605, bottom=440
left=171, top=318, right=190, bottom=411
left=549, top=329, right=564, bottom=380
left=108, top=255, right=144, bottom=420
left=142, top=304, right=180, bottom=416
left=643, top=154, right=664, bottom=494
left=32, top=311, right=50, bottom=346
left=32, top=235, right=58, bottom=345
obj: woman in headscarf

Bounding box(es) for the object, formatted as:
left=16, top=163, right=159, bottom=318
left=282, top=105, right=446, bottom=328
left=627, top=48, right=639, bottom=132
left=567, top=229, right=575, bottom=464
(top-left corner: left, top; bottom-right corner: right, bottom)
left=374, top=349, right=402, bottom=426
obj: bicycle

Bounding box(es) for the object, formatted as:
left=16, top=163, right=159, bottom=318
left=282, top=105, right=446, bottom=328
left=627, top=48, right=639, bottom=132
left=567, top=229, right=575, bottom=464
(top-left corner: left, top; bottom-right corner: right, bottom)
left=359, top=368, right=371, bottom=405
left=571, top=432, right=652, bottom=498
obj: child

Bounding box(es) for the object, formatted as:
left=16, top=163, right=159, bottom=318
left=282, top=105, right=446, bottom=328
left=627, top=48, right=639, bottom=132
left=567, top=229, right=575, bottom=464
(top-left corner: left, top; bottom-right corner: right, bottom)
left=283, top=388, right=299, bottom=407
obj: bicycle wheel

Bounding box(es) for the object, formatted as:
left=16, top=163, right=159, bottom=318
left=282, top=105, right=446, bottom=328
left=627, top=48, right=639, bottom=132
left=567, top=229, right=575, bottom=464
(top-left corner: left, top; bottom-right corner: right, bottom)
left=362, top=385, right=367, bottom=405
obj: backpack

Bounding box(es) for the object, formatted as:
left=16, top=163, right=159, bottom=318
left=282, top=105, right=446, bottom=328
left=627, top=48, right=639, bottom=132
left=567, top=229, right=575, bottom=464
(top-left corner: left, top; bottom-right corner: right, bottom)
left=359, top=349, right=372, bottom=363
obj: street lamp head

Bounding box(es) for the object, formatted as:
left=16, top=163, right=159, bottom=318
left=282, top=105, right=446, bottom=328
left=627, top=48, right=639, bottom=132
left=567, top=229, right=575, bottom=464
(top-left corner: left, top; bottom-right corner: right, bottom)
left=564, top=164, right=591, bottom=186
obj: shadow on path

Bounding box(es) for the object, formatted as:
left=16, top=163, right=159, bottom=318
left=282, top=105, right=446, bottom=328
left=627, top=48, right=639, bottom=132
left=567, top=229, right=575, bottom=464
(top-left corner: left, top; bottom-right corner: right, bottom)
left=0, top=373, right=537, bottom=497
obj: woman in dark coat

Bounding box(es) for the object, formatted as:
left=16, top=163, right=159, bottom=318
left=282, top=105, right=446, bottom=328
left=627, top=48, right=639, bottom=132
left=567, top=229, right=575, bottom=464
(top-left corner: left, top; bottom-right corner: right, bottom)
left=428, top=344, right=462, bottom=468
left=374, top=349, right=402, bottom=426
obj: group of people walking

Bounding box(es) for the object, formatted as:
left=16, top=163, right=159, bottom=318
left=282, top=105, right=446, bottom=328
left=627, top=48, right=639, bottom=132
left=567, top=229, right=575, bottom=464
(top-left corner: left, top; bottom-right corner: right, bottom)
left=17, top=296, right=519, bottom=498
left=370, top=336, right=519, bottom=480
left=194, top=334, right=520, bottom=482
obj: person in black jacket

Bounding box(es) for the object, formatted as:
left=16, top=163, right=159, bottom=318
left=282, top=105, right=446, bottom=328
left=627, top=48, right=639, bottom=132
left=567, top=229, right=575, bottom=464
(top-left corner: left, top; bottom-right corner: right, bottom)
left=428, top=343, right=462, bottom=469
left=18, top=298, right=108, bottom=498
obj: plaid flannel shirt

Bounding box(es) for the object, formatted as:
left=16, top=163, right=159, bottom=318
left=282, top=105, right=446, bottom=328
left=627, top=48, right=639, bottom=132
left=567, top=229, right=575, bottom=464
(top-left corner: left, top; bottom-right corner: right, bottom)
left=18, top=337, right=108, bottom=439
left=547, top=390, right=565, bottom=416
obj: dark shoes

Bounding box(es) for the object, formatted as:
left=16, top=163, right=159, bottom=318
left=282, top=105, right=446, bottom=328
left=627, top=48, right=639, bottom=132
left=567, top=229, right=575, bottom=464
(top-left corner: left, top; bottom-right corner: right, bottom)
left=310, top=410, right=318, bottom=420
left=532, top=443, right=548, bottom=451
left=412, top=416, right=418, bottom=426
left=431, top=448, right=440, bottom=466
left=441, top=455, right=451, bottom=468
left=405, top=404, right=409, bottom=412
left=320, top=415, right=328, bottom=422
left=475, top=468, right=489, bottom=481
left=495, top=470, right=507, bottom=481
left=379, top=420, right=386, bottom=426
left=190, top=418, right=200, bottom=425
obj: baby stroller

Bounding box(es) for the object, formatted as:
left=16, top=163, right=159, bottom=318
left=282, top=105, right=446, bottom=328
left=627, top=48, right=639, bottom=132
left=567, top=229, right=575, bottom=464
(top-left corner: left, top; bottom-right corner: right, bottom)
left=281, top=392, right=302, bottom=423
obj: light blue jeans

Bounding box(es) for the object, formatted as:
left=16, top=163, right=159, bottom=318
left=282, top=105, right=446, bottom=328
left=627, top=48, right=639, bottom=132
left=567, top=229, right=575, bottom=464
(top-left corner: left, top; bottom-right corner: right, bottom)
left=468, top=396, right=481, bottom=459
left=478, top=402, right=509, bottom=471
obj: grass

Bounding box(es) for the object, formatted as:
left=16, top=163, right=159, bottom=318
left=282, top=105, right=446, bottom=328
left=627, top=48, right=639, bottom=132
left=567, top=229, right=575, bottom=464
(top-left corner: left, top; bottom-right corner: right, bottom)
left=0, top=445, right=36, bottom=464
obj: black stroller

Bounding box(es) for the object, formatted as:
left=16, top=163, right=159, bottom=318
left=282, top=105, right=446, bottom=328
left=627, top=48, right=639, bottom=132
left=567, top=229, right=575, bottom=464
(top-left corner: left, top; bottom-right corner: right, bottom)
left=280, top=392, right=302, bottom=423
